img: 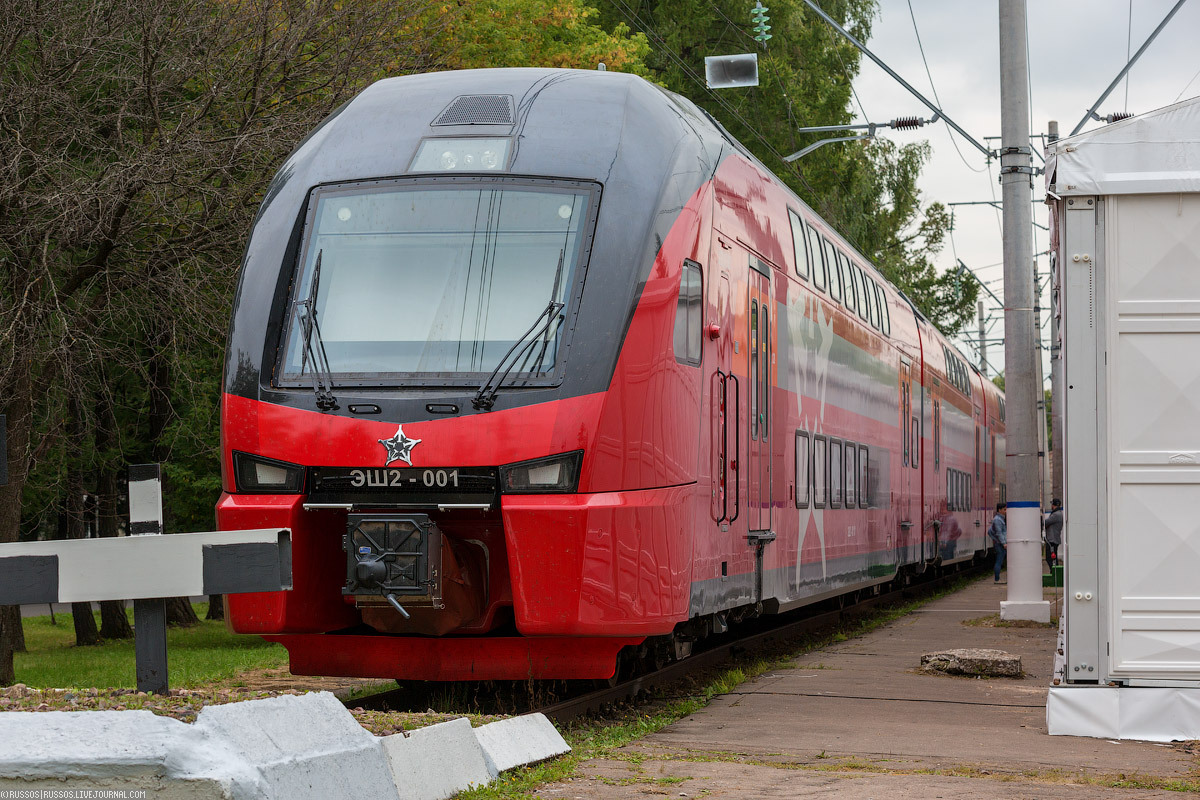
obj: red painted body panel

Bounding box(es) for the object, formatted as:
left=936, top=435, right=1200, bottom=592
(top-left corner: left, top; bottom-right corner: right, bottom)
left=269, top=632, right=642, bottom=681
left=502, top=485, right=694, bottom=635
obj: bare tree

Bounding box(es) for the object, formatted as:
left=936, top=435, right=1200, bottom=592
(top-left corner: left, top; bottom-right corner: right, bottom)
left=0, top=0, right=443, bottom=683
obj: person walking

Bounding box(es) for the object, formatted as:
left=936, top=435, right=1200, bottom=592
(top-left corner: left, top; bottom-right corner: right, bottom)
left=988, top=502, right=1007, bottom=583
left=1044, top=498, right=1063, bottom=570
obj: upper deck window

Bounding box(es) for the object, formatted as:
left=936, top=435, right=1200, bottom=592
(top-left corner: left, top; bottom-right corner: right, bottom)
left=277, top=178, right=596, bottom=387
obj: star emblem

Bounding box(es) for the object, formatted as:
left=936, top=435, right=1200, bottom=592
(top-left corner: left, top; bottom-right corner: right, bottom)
left=378, top=425, right=421, bottom=466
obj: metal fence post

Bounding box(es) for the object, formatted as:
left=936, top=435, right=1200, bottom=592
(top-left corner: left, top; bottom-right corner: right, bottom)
left=128, top=464, right=167, bottom=694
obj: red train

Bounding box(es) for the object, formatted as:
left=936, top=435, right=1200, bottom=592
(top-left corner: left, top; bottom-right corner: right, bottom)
left=217, top=68, right=1006, bottom=681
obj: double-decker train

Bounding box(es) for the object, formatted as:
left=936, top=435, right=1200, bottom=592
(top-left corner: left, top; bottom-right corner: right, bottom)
left=217, top=68, right=1006, bottom=681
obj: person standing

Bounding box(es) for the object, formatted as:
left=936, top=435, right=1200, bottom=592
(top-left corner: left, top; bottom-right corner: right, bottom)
left=988, top=502, right=1008, bottom=583
left=1044, top=498, right=1063, bottom=570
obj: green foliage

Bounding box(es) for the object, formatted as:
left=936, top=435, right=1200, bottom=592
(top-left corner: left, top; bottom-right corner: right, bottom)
left=441, top=0, right=651, bottom=72
left=597, top=0, right=974, bottom=334
left=14, top=605, right=286, bottom=689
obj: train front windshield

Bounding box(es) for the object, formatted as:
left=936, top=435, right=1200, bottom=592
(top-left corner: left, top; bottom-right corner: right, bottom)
left=278, top=181, right=594, bottom=386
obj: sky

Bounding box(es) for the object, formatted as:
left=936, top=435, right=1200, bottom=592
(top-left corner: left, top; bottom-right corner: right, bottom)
left=845, top=0, right=1200, bottom=380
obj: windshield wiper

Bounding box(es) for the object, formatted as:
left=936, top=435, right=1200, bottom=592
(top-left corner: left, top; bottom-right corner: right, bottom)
left=295, top=248, right=339, bottom=411
left=471, top=300, right=564, bottom=411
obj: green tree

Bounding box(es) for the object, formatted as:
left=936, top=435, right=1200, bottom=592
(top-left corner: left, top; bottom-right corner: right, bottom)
left=598, top=0, right=976, bottom=333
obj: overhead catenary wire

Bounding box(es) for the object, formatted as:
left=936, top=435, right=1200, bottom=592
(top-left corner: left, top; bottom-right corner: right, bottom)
left=905, top=0, right=986, bottom=173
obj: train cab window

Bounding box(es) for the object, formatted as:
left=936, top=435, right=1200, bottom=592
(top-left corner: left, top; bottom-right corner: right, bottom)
left=845, top=441, right=858, bottom=507
left=813, top=435, right=827, bottom=507
left=277, top=181, right=595, bottom=385
left=823, top=238, right=842, bottom=304
left=838, top=252, right=857, bottom=313
left=807, top=224, right=827, bottom=292
left=858, top=445, right=870, bottom=508
left=829, top=439, right=843, bottom=508
left=789, top=209, right=810, bottom=281
left=673, top=260, right=703, bottom=366
left=795, top=430, right=811, bottom=508
left=751, top=301, right=759, bottom=440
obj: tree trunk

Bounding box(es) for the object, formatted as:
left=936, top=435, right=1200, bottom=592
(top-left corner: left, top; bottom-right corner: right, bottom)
left=205, top=595, right=224, bottom=621
left=147, top=319, right=199, bottom=628
left=0, top=360, right=32, bottom=684
left=65, top=456, right=100, bottom=647
left=95, top=399, right=132, bottom=640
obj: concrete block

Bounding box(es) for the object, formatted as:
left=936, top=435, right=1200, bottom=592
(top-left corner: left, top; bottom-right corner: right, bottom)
left=920, top=648, right=1022, bottom=677
left=474, top=713, right=570, bottom=774
left=0, top=709, right=262, bottom=799
left=383, top=717, right=495, bottom=800
left=194, top=691, right=396, bottom=800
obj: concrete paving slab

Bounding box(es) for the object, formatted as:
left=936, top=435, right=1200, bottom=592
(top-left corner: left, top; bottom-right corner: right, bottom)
left=475, top=712, right=570, bottom=773
left=382, top=716, right=495, bottom=800
left=0, top=709, right=260, bottom=799
left=194, top=691, right=396, bottom=800
left=536, top=578, right=1197, bottom=799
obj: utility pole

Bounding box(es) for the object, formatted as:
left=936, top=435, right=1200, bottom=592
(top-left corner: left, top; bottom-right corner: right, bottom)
left=998, top=0, right=1049, bottom=622
left=1047, top=120, right=1064, bottom=504
left=978, top=300, right=987, bottom=375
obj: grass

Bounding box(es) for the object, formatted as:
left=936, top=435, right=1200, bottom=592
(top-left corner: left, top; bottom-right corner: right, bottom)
left=13, top=604, right=288, bottom=689
left=962, top=613, right=1058, bottom=629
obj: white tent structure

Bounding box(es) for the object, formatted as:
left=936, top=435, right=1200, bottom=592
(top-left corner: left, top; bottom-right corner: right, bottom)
left=1045, top=96, right=1200, bottom=741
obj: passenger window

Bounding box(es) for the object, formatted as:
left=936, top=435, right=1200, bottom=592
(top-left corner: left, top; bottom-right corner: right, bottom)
left=751, top=300, right=759, bottom=440
left=789, top=210, right=810, bottom=280
left=761, top=309, right=769, bottom=437
left=911, top=414, right=920, bottom=469
left=839, top=253, right=857, bottom=313
left=867, top=279, right=880, bottom=330
left=673, top=260, right=703, bottom=366
left=823, top=238, right=841, bottom=303
left=879, top=286, right=891, bottom=335
left=813, top=436, right=827, bottom=507
left=845, top=441, right=857, bottom=508
left=855, top=268, right=871, bottom=323
left=873, top=281, right=886, bottom=332
left=830, top=440, right=843, bottom=509
left=796, top=431, right=810, bottom=508
left=859, top=445, right=869, bottom=508
left=807, top=224, right=826, bottom=292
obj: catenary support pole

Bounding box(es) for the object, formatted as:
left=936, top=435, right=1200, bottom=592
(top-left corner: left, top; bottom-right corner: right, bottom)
left=998, top=0, right=1050, bottom=622
left=128, top=464, right=168, bottom=694
left=1047, top=120, right=1064, bottom=503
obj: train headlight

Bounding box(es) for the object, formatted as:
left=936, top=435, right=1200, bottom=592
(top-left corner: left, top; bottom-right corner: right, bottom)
left=410, top=137, right=512, bottom=172
left=232, top=451, right=305, bottom=493
left=500, top=450, right=583, bottom=494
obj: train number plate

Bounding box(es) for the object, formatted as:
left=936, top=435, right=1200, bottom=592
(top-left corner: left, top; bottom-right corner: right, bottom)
left=309, top=466, right=497, bottom=498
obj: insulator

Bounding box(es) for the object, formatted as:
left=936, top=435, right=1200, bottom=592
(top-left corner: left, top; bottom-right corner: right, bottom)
left=890, top=116, right=924, bottom=130
left=1105, top=111, right=1134, bottom=123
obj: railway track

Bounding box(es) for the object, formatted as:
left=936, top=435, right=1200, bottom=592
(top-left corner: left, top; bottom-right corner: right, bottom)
left=345, top=562, right=982, bottom=723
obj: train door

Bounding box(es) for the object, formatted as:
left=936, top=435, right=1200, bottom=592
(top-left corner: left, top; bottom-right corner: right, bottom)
left=898, top=357, right=917, bottom=561
left=747, top=258, right=773, bottom=539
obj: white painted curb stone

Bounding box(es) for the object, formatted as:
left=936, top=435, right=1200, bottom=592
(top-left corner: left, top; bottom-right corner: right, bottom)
left=383, top=717, right=496, bottom=800
left=194, top=691, right=396, bottom=800
left=0, top=709, right=261, bottom=799
left=474, top=713, right=571, bottom=774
